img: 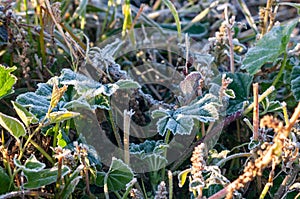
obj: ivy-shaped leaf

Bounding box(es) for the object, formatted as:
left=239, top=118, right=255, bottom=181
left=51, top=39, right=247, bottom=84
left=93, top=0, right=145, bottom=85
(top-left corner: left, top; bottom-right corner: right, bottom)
left=291, top=65, right=300, bottom=101
left=0, top=112, right=26, bottom=142
left=14, top=155, right=45, bottom=172
left=0, top=65, right=17, bottom=100
left=14, top=154, right=70, bottom=189
left=23, top=166, right=70, bottom=189
left=96, top=158, right=134, bottom=191
left=12, top=101, right=38, bottom=127
left=241, top=19, right=298, bottom=75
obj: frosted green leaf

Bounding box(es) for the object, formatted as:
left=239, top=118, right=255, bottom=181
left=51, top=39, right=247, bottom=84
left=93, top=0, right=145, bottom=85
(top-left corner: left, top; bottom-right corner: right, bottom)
left=151, top=108, right=172, bottom=119
left=59, top=165, right=84, bottom=199
left=141, top=153, right=168, bottom=171
left=175, top=94, right=219, bottom=122
left=14, top=154, right=45, bottom=172
left=189, top=179, right=204, bottom=191
left=12, top=101, right=38, bottom=127
left=130, top=140, right=167, bottom=155
left=23, top=166, right=70, bottom=189
left=0, top=112, right=26, bottom=142
left=96, top=158, right=134, bottom=191
left=242, top=19, right=298, bottom=75
left=153, top=94, right=219, bottom=136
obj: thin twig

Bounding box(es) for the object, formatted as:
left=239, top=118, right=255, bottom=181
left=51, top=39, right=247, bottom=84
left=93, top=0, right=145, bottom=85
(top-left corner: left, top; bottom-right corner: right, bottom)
left=261, top=0, right=274, bottom=36
left=244, top=86, right=275, bottom=115
left=225, top=7, right=235, bottom=73
left=0, top=190, right=54, bottom=199
left=124, top=110, right=135, bottom=165
left=253, top=83, right=259, bottom=140
left=168, top=170, right=173, bottom=199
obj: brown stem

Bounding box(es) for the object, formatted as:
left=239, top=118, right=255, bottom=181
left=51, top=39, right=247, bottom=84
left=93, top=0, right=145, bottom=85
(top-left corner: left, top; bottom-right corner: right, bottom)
left=253, top=83, right=259, bottom=140
left=208, top=187, right=228, bottom=199
left=261, top=0, right=273, bottom=36
left=274, top=164, right=300, bottom=199
left=286, top=102, right=300, bottom=133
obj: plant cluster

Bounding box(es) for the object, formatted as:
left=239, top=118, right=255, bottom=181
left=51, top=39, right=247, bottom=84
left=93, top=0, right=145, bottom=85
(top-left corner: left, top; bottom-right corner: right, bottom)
left=0, top=0, right=299, bottom=199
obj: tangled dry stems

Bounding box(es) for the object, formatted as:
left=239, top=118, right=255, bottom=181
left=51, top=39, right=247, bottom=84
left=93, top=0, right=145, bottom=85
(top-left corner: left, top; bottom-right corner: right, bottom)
left=224, top=103, right=300, bottom=199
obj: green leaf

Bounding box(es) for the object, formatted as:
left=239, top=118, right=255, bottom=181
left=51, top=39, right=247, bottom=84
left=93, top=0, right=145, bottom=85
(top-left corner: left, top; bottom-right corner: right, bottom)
left=162, top=0, right=181, bottom=38
left=130, top=140, right=167, bottom=155
left=59, top=165, right=83, bottom=199
left=14, top=154, right=45, bottom=172
left=115, top=79, right=141, bottom=89
left=156, top=115, right=194, bottom=136
left=49, top=85, right=68, bottom=113
left=16, top=84, right=52, bottom=118
left=57, top=130, right=68, bottom=148
left=151, top=109, right=172, bottom=119
left=48, top=111, right=80, bottom=124
left=153, top=94, right=219, bottom=136
left=241, top=19, right=298, bottom=75
left=0, top=65, right=17, bottom=99
left=291, top=65, right=300, bottom=101
left=130, top=141, right=168, bottom=171
left=140, top=153, right=168, bottom=171
left=70, top=0, right=88, bottom=21
left=0, top=167, right=10, bottom=194
left=176, top=94, right=219, bottom=122
left=160, top=22, right=207, bottom=39
left=96, top=158, right=134, bottom=191
left=178, top=168, right=191, bottom=188
left=260, top=97, right=282, bottom=114
left=12, top=101, right=38, bottom=127
left=0, top=112, right=26, bottom=142
left=23, top=166, right=70, bottom=189
left=213, top=73, right=253, bottom=115
left=17, top=68, right=115, bottom=120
